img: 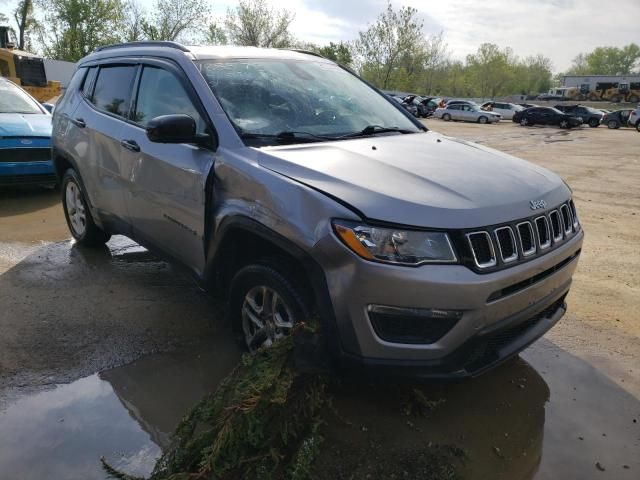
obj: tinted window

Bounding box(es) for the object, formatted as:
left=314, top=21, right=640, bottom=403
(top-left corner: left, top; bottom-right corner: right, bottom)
left=133, top=67, right=207, bottom=134
left=54, top=67, right=86, bottom=112
left=92, top=65, right=137, bottom=118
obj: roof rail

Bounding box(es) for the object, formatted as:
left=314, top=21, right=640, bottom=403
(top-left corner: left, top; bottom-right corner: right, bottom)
left=95, top=41, right=190, bottom=53
left=287, top=49, right=325, bottom=59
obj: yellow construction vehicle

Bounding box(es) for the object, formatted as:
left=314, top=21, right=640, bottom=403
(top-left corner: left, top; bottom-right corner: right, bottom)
left=0, top=25, right=61, bottom=102
left=587, top=82, right=640, bottom=103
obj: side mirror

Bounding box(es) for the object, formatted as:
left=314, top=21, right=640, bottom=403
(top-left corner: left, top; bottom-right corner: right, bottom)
left=41, top=103, right=54, bottom=113
left=146, top=114, right=212, bottom=147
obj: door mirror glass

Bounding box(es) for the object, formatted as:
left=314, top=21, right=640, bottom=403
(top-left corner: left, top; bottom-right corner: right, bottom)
left=146, top=114, right=200, bottom=144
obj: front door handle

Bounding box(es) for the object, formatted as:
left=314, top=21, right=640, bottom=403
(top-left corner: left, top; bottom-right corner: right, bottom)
left=71, top=117, right=86, bottom=128
left=120, top=139, right=140, bottom=152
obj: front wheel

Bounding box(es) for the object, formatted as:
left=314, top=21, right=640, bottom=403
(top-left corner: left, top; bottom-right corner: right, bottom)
left=442, top=113, right=451, bottom=121
left=61, top=169, right=110, bottom=246
left=478, top=116, right=488, bottom=124
left=636, top=121, right=640, bottom=132
left=559, top=119, right=570, bottom=129
left=588, top=118, right=600, bottom=128
left=520, top=117, right=530, bottom=126
left=229, top=262, right=311, bottom=352
left=607, top=120, right=619, bottom=129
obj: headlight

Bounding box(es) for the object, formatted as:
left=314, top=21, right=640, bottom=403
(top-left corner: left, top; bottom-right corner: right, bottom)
left=332, top=220, right=457, bottom=265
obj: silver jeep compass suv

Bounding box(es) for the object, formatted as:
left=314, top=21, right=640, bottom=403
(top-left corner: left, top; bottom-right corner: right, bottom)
left=52, top=42, right=583, bottom=377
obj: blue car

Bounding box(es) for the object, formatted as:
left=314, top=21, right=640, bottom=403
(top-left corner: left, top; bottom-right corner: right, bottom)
left=0, top=77, right=55, bottom=186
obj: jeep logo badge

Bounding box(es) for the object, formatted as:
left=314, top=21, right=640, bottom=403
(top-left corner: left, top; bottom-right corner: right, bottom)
left=530, top=199, right=547, bottom=210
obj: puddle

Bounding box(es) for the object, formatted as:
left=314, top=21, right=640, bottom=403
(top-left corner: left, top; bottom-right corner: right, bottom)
left=0, top=347, right=240, bottom=480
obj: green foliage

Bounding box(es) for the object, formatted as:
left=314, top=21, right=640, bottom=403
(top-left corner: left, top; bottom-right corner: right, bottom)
left=13, top=0, right=37, bottom=50
left=566, top=44, right=640, bottom=75
left=39, top=0, right=126, bottom=62
left=143, top=330, right=329, bottom=480
left=223, top=0, right=295, bottom=48
left=315, top=42, right=353, bottom=67
left=140, top=0, right=209, bottom=42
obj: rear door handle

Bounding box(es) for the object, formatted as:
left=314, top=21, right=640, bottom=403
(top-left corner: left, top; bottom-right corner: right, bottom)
left=71, top=117, right=86, bottom=128
left=120, top=139, right=140, bottom=152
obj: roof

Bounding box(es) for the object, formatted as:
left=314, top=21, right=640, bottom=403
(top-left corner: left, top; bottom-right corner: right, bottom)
left=85, top=41, right=331, bottom=64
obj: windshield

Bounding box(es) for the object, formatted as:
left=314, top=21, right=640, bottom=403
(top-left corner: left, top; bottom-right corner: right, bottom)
left=0, top=80, right=43, bottom=114
left=197, top=59, right=420, bottom=145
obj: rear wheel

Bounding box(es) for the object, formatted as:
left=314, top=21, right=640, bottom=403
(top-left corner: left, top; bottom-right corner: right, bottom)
left=588, top=118, right=600, bottom=128
left=478, top=116, right=488, bottom=124
left=628, top=94, right=639, bottom=103
left=62, top=169, right=110, bottom=246
left=442, top=113, right=451, bottom=121
left=607, top=120, right=619, bottom=129
left=229, top=261, right=311, bottom=352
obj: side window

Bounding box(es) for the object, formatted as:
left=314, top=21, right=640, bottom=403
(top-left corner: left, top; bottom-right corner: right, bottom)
left=91, top=65, right=137, bottom=118
left=133, top=66, right=207, bottom=134
left=54, top=67, right=87, bottom=112
left=82, top=67, right=98, bottom=98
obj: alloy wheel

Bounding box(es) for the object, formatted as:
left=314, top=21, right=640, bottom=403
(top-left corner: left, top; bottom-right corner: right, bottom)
left=241, top=285, right=295, bottom=351
left=65, top=181, right=86, bottom=236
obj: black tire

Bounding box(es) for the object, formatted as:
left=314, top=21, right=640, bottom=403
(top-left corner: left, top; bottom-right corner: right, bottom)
left=229, top=260, right=311, bottom=352
left=628, top=95, right=639, bottom=104
left=607, top=120, right=619, bottom=129
left=520, top=117, right=530, bottom=126
left=61, top=169, right=110, bottom=246
left=636, top=121, right=640, bottom=133
left=478, top=116, right=488, bottom=124
left=588, top=118, right=600, bottom=128
left=442, top=113, right=451, bottom=121
left=559, top=119, right=570, bottom=129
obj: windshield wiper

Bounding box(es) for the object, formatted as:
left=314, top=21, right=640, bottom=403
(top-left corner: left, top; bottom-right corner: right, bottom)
left=337, top=125, right=416, bottom=139
left=239, top=130, right=336, bottom=144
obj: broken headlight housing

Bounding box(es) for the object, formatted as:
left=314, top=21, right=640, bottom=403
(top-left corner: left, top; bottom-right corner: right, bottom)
left=332, top=220, right=457, bottom=266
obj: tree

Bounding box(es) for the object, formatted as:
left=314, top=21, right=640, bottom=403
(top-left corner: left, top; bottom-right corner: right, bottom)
left=224, top=0, right=295, bottom=48
left=204, top=22, right=227, bottom=45
left=315, top=42, right=352, bottom=66
left=13, top=0, right=36, bottom=50
left=39, top=0, right=126, bottom=62
left=353, top=1, right=425, bottom=89
left=141, top=0, right=209, bottom=42
left=122, top=0, right=146, bottom=42
left=465, top=43, right=517, bottom=98
left=567, top=44, right=640, bottom=75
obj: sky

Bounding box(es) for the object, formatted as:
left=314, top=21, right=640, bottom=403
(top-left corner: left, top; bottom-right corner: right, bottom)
left=2, top=0, right=639, bottom=72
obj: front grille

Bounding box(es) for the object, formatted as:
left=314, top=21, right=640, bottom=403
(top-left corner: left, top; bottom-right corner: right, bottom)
left=0, top=148, right=51, bottom=163
left=517, top=222, right=536, bottom=256
left=549, top=210, right=562, bottom=242
left=462, top=201, right=580, bottom=272
left=466, top=232, right=496, bottom=267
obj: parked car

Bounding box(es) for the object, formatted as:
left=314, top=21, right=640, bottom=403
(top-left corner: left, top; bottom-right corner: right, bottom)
left=391, top=96, right=419, bottom=117
left=0, top=77, right=55, bottom=186
left=628, top=106, right=640, bottom=131
left=402, top=95, right=430, bottom=117
left=52, top=43, right=583, bottom=377
left=601, top=109, right=633, bottom=129
left=553, top=104, right=603, bottom=128
left=435, top=103, right=501, bottom=123
left=513, top=107, right=583, bottom=128
left=480, top=101, right=524, bottom=120
left=419, top=96, right=442, bottom=114
left=445, top=100, right=477, bottom=108
left=518, top=103, right=539, bottom=109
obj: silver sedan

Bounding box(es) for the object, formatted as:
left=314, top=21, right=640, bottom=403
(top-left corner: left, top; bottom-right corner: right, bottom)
left=435, top=104, right=502, bottom=124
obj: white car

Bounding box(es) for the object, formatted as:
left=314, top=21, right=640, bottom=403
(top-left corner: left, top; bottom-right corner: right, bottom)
left=628, top=106, right=640, bottom=131
left=435, top=104, right=501, bottom=124
left=480, top=101, right=524, bottom=120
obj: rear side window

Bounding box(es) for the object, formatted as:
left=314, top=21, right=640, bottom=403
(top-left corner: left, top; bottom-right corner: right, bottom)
left=91, top=65, right=137, bottom=118
left=54, top=67, right=86, bottom=113
left=133, top=66, right=207, bottom=134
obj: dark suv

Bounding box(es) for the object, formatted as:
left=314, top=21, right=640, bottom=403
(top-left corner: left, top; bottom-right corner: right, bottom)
left=554, top=104, right=603, bottom=128
left=51, top=42, right=583, bottom=377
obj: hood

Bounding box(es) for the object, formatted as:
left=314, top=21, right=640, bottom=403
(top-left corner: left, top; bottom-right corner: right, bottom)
left=0, top=113, right=52, bottom=138
left=257, top=131, right=570, bottom=229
